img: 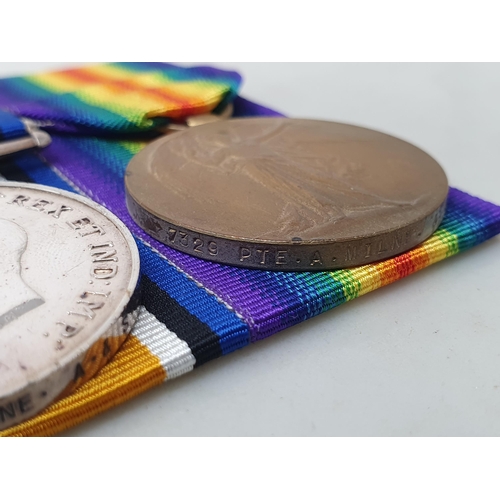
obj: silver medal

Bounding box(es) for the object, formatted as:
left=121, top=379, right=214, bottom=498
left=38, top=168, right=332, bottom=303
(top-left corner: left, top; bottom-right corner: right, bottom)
left=0, top=182, right=141, bottom=430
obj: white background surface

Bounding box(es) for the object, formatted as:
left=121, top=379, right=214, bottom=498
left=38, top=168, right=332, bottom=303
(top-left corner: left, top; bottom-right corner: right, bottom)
left=1, top=63, right=499, bottom=436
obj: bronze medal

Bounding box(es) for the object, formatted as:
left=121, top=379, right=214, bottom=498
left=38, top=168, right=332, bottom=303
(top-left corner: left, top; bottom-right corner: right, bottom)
left=125, top=118, right=448, bottom=270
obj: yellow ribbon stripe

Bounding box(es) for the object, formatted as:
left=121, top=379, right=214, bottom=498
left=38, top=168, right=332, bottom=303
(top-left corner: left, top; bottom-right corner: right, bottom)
left=0, top=335, right=166, bottom=437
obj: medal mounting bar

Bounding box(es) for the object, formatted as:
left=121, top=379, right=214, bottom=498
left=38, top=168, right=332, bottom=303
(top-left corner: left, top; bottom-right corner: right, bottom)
left=0, top=119, right=51, bottom=158
left=161, top=103, right=234, bottom=132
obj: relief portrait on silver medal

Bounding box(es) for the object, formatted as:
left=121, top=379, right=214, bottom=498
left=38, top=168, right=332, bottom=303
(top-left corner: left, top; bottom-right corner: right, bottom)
left=0, top=219, right=44, bottom=329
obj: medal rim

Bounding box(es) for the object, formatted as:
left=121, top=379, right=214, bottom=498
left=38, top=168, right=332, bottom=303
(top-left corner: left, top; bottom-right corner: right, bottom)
left=126, top=189, right=447, bottom=270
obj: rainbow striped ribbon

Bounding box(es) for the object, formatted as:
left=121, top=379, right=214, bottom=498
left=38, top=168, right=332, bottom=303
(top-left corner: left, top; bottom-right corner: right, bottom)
left=0, top=63, right=499, bottom=436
